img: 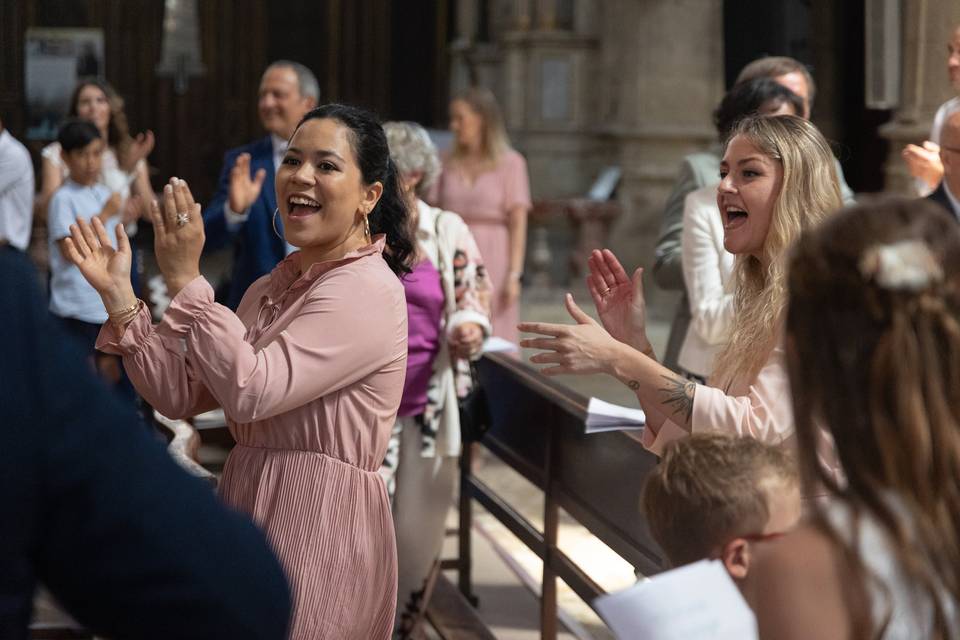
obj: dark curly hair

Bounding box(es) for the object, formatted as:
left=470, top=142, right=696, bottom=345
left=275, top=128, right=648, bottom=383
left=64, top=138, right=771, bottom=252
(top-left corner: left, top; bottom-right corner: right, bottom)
left=294, top=104, right=414, bottom=276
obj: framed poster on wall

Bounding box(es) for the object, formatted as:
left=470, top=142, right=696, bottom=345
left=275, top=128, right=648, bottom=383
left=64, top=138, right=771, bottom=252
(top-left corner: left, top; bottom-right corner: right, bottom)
left=25, top=28, right=105, bottom=140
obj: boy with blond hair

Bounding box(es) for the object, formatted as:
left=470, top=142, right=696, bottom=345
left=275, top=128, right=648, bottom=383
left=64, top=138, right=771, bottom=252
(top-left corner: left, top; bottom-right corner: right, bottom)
left=642, top=433, right=801, bottom=579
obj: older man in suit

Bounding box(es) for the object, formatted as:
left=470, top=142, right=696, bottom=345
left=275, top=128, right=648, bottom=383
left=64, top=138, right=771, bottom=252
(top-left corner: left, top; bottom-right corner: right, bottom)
left=0, top=246, right=291, bottom=639
left=203, top=60, right=319, bottom=309
left=928, top=109, right=960, bottom=222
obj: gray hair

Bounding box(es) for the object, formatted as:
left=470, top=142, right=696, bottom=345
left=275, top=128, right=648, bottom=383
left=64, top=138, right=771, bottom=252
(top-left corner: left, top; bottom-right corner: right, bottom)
left=383, top=121, right=441, bottom=198
left=265, top=60, right=320, bottom=101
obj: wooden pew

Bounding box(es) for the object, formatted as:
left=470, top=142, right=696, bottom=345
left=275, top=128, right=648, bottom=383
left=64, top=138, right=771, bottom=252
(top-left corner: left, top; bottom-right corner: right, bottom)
left=446, top=352, right=665, bottom=639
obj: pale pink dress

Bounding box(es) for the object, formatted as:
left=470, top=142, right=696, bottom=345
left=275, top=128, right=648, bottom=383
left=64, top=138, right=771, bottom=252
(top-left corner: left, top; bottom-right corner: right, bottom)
left=97, top=237, right=407, bottom=639
left=430, top=149, right=531, bottom=343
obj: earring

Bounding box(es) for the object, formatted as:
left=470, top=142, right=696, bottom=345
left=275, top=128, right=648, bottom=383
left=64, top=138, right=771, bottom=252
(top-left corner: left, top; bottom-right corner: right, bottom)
left=272, top=208, right=283, bottom=240
left=363, top=214, right=371, bottom=238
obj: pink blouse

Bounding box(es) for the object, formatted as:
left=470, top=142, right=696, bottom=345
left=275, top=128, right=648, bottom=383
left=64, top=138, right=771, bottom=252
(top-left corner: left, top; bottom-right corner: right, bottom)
left=96, top=238, right=408, bottom=469
left=642, top=338, right=842, bottom=483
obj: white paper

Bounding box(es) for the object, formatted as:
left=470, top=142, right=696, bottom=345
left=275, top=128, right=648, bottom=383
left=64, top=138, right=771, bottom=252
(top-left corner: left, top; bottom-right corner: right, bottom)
left=482, top=336, right=518, bottom=353
left=594, top=560, right=758, bottom=640
left=585, top=397, right=646, bottom=433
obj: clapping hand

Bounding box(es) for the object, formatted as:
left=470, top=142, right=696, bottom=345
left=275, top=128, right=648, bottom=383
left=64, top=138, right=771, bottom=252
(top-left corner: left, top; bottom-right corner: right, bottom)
left=148, top=177, right=204, bottom=297
left=121, top=193, right=144, bottom=225
left=121, top=130, right=156, bottom=173
left=586, top=249, right=651, bottom=354
left=519, top=293, right=622, bottom=376
left=449, top=322, right=485, bottom=359
left=63, top=216, right=135, bottom=311
left=228, top=153, right=267, bottom=213
left=902, top=141, right=943, bottom=190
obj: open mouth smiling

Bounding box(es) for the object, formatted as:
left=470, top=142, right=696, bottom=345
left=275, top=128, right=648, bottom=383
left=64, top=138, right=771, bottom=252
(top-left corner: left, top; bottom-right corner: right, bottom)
left=723, top=205, right=749, bottom=230
left=288, top=195, right=322, bottom=218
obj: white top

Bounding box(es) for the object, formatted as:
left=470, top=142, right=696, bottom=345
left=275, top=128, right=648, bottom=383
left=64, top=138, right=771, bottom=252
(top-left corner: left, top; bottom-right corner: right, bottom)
left=47, top=179, right=120, bottom=323
left=677, top=185, right=735, bottom=379
left=0, top=129, right=35, bottom=250
left=825, top=498, right=959, bottom=640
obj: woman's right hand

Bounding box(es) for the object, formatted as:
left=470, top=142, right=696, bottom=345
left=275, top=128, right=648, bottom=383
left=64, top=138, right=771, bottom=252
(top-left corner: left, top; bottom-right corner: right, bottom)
left=63, top=216, right=136, bottom=311
left=587, top=249, right=652, bottom=354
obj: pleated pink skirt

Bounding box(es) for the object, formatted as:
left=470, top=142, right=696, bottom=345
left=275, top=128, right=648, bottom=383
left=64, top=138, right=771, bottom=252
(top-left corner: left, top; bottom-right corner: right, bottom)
left=220, top=444, right=397, bottom=639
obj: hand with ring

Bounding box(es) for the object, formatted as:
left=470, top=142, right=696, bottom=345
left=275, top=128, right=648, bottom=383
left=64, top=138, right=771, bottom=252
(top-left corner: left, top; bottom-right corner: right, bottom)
left=586, top=249, right=652, bottom=354
left=149, top=176, right=205, bottom=297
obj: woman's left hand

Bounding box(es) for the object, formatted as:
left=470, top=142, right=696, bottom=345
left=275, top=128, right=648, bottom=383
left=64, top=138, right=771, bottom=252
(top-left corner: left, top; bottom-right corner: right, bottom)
left=149, top=177, right=204, bottom=297
left=519, top=293, right=623, bottom=376
left=121, top=130, right=156, bottom=173
left=449, top=322, right=484, bottom=359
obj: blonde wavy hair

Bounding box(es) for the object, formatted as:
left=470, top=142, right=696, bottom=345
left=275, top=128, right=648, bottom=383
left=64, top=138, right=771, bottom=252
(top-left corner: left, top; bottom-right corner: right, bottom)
left=712, top=115, right=843, bottom=389
left=450, top=86, right=511, bottom=164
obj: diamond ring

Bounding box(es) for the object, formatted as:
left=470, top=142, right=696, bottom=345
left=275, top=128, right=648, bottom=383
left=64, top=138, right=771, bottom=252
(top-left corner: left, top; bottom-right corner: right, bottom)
left=176, top=212, right=189, bottom=228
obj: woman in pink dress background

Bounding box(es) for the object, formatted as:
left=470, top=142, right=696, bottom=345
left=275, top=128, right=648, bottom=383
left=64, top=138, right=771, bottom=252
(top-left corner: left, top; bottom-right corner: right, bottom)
left=429, top=87, right=531, bottom=344
left=63, top=104, right=415, bottom=639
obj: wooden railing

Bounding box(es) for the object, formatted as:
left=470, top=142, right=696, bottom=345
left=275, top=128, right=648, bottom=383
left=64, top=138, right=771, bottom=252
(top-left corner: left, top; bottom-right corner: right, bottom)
left=448, top=352, right=666, bottom=639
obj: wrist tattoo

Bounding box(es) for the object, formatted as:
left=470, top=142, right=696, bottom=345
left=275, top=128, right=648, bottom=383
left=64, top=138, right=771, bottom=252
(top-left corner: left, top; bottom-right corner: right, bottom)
left=659, top=375, right=696, bottom=423
left=627, top=380, right=640, bottom=390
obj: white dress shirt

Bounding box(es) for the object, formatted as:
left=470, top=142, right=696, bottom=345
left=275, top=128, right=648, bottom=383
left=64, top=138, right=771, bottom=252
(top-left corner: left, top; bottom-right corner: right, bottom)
left=0, top=129, right=35, bottom=251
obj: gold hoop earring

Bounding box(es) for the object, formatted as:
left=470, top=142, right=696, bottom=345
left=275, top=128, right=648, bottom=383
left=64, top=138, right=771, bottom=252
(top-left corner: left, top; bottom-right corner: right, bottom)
left=272, top=208, right=283, bottom=240
left=363, top=214, right=371, bottom=238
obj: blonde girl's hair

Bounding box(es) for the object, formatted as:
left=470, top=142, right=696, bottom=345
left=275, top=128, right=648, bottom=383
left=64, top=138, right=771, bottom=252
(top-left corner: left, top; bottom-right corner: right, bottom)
left=711, top=115, right=843, bottom=388
left=450, top=86, right=511, bottom=164
left=786, top=198, right=960, bottom=639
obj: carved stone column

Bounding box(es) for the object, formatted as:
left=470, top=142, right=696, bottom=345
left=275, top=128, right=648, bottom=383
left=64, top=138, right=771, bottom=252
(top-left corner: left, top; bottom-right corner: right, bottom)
left=879, top=0, right=960, bottom=193
left=603, top=0, right=724, bottom=313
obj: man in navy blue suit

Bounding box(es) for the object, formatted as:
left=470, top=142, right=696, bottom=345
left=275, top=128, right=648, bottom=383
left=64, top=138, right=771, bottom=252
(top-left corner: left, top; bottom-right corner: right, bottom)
left=0, top=246, right=291, bottom=639
left=203, top=60, right=319, bottom=309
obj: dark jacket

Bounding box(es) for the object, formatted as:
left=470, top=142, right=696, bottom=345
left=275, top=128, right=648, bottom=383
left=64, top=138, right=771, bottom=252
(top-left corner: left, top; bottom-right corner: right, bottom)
left=0, top=248, right=290, bottom=640
left=926, top=182, right=960, bottom=222
left=202, top=136, right=284, bottom=310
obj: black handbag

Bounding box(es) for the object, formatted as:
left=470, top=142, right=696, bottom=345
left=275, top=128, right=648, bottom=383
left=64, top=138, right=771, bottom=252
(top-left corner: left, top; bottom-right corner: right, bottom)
left=458, top=362, right=490, bottom=443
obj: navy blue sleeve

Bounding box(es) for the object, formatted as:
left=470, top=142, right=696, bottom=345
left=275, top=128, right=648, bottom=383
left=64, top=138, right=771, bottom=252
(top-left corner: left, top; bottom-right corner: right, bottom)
left=0, top=248, right=290, bottom=640
left=202, top=147, right=242, bottom=254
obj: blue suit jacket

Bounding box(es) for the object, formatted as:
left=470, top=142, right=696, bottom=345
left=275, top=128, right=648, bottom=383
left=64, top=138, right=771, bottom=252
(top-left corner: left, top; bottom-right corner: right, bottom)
left=203, top=136, right=285, bottom=310
left=0, top=247, right=291, bottom=639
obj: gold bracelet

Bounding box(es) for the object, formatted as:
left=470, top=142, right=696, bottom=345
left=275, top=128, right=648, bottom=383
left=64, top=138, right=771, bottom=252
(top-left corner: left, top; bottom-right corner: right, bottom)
left=108, top=300, right=142, bottom=327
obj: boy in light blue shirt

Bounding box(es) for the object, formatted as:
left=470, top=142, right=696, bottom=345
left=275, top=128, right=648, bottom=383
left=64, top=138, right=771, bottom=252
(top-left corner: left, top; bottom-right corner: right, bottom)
left=48, top=119, right=125, bottom=377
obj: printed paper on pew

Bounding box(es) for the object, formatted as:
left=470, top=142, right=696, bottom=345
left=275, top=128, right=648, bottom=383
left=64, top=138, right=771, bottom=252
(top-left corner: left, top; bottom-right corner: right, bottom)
left=585, top=397, right=645, bottom=433
left=594, top=560, right=758, bottom=640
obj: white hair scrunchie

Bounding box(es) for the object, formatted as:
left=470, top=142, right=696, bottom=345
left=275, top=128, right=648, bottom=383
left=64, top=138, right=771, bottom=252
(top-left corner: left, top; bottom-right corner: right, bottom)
left=858, top=240, right=943, bottom=292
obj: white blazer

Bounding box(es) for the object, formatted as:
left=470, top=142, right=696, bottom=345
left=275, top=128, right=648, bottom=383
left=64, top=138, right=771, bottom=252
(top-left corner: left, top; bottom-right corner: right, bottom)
left=677, top=185, right=735, bottom=379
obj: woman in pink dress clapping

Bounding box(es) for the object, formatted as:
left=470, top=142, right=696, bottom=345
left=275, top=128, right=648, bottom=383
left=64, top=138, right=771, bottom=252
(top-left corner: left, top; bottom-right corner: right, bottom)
left=63, top=104, right=414, bottom=639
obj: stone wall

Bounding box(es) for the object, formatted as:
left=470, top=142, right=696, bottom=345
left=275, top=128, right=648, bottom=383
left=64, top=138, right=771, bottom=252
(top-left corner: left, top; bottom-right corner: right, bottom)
left=450, top=0, right=724, bottom=314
